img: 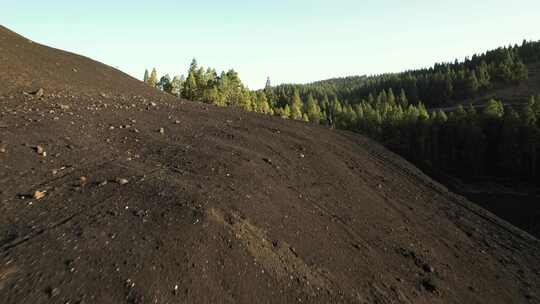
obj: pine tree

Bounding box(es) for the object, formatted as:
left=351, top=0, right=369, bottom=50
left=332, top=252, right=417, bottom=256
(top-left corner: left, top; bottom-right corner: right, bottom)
left=143, top=69, right=149, bottom=84
left=148, top=68, right=158, bottom=87
left=398, top=89, right=408, bottom=107
left=182, top=70, right=198, bottom=100
left=465, top=71, right=480, bottom=96
left=476, top=61, right=491, bottom=89
left=290, top=90, right=303, bottom=120
left=435, top=110, right=448, bottom=123
left=483, top=99, right=504, bottom=118
left=170, top=75, right=184, bottom=97
left=305, top=95, right=322, bottom=123
left=330, top=97, right=343, bottom=127
left=281, top=105, right=291, bottom=119
left=387, top=88, right=396, bottom=105
left=512, top=60, right=528, bottom=82
left=530, top=95, right=540, bottom=120
left=158, top=74, right=172, bottom=93
left=255, top=91, right=272, bottom=114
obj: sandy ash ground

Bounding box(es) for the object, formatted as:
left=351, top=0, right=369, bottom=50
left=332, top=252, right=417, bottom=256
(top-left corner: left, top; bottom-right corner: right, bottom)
left=1, top=25, right=539, bottom=303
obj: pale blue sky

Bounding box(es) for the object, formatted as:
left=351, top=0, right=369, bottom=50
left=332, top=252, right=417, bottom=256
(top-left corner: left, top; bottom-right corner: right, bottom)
left=2, top=0, right=539, bottom=89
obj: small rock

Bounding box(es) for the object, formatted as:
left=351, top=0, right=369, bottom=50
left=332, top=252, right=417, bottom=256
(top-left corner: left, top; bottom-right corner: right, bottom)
left=299, top=153, right=305, bottom=158
left=125, top=278, right=135, bottom=288
left=159, top=128, right=165, bottom=134
left=35, top=145, right=45, bottom=155
left=33, top=190, right=46, bottom=200
left=0, top=147, right=6, bottom=153
left=149, top=102, right=157, bottom=107
left=115, top=178, right=129, bottom=185
left=174, top=120, right=180, bottom=124
left=46, top=287, right=60, bottom=298
left=34, top=88, right=44, bottom=98
left=423, top=264, right=435, bottom=273
left=79, top=176, right=88, bottom=184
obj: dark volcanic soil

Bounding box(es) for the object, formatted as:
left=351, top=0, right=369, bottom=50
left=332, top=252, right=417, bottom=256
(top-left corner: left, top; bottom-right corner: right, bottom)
left=1, top=25, right=539, bottom=304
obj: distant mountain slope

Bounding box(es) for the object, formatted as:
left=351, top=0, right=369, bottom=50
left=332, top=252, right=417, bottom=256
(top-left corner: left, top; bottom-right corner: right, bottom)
left=1, top=26, right=539, bottom=304
left=271, top=40, right=540, bottom=108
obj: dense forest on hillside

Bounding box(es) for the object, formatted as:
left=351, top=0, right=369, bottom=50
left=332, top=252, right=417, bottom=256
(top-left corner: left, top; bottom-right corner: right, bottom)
left=271, top=40, right=540, bottom=108
left=144, top=40, right=540, bottom=184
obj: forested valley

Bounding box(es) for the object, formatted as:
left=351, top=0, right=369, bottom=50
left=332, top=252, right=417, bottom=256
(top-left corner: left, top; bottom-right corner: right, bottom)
left=143, top=40, right=540, bottom=185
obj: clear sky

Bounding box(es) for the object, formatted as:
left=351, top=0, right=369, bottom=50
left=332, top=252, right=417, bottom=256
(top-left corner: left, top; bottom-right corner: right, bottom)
left=2, top=0, right=539, bottom=89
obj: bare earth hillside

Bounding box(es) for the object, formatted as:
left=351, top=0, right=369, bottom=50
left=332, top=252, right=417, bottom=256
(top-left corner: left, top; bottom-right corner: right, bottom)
left=0, top=25, right=539, bottom=304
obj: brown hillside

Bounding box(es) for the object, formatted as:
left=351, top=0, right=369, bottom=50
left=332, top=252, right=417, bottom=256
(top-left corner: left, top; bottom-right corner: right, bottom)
left=0, top=25, right=154, bottom=96
left=0, top=26, right=539, bottom=304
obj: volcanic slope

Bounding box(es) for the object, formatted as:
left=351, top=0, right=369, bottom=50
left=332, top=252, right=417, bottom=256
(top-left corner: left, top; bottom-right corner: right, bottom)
left=0, top=26, right=539, bottom=304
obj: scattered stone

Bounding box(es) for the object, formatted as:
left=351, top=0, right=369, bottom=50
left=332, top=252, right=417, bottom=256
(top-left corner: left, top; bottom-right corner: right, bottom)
left=423, top=264, right=435, bottom=273
left=125, top=278, right=135, bottom=288
left=149, top=102, right=157, bottom=107
left=46, top=287, right=60, bottom=298
left=115, top=178, right=129, bottom=185
left=33, top=190, right=46, bottom=200
left=133, top=210, right=147, bottom=218
left=35, top=145, right=45, bottom=155
left=32, top=88, right=44, bottom=98
left=98, top=180, right=108, bottom=187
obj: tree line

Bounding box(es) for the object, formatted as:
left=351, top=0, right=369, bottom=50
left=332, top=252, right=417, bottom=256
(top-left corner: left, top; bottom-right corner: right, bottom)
left=270, top=40, right=540, bottom=108
left=143, top=40, right=540, bottom=184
